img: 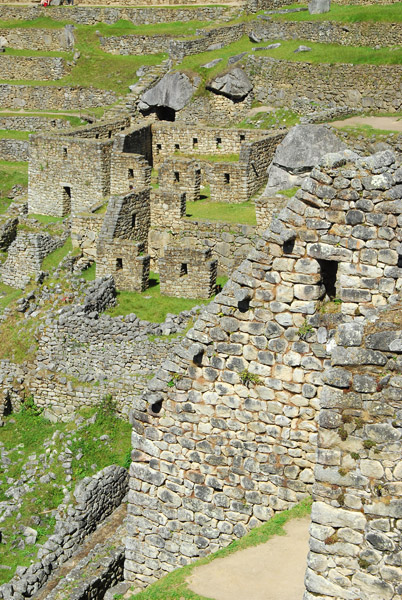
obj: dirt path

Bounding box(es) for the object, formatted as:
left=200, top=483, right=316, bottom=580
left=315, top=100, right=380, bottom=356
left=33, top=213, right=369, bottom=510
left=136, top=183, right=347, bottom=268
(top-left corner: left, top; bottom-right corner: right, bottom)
left=187, top=517, right=310, bottom=600
left=330, top=115, right=402, bottom=133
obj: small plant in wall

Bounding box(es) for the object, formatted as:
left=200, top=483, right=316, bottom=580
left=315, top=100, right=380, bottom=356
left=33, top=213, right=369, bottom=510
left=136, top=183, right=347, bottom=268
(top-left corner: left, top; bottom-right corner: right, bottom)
left=297, top=319, right=313, bottom=340
left=239, top=369, right=262, bottom=387
left=167, top=373, right=183, bottom=388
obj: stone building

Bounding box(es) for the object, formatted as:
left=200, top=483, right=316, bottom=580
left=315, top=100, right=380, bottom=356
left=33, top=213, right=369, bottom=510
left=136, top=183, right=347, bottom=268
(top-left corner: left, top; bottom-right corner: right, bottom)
left=96, top=189, right=151, bottom=292
left=159, top=247, right=217, bottom=298
left=124, top=149, right=402, bottom=594
left=158, top=158, right=201, bottom=202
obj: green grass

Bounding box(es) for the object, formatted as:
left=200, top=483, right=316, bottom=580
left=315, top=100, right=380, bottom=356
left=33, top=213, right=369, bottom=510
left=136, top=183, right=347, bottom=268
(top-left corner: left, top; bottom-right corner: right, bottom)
left=0, top=130, right=32, bottom=140
left=236, top=108, right=300, bottom=130
left=186, top=198, right=256, bottom=225
left=0, top=282, right=23, bottom=311
left=0, top=16, right=71, bottom=29
left=106, top=271, right=218, bottom=322
left=336, top=123, right=400, bottom=138
left=0, top=160, right=28, bottom=202
left=130, top=497, right=312, bottom=600
left=41, top=237, right=72, bottom=272
left=278, top=186, right=299, bottom=198
left=28, top=213, right=64, bottom=224
left=89, top=19, right=211, bottom=38
left=0, top=313, right=37, bottom=363
left=81, top=262, right=96, bottom=281
left=0, top=399, right=132, bottom=584
left=272, top=3, right=402, bottom=23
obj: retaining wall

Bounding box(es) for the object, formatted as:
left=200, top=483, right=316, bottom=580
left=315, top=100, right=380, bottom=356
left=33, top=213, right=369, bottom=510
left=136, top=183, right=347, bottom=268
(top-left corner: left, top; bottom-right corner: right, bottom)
left=254, top=19, right=402, bottom=48
left=0, top=85, right=117, bottom=111
left=0, top=56, right=68, bottom=81
left=246, top=57, right=402, bottom=112
left=0, top=5, right=235, bottom=25
left=0, top=138, right=28, bottom=161
left=0, top=27, right=73, bottom=51
left=0, top=116, right=73, bottom=131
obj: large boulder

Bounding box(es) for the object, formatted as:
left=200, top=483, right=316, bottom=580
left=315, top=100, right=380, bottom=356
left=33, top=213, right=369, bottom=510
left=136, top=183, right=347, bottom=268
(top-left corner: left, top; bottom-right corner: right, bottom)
left=206, top=68, right=253, bottom=101
left=138, top=71, right=199, bottom=114
left=264, top=124, right=347, bottom=194
left=308, top=0, right=331, bottom=14
left=60, top=25, right=75, bottom=51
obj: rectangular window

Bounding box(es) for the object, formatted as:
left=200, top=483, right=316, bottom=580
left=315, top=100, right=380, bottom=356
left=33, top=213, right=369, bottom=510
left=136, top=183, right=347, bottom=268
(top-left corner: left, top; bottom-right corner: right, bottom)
left=216, top=137, right=222, bottom=147
left=175, top=143, right=180, bottom=150
left=116, top=258, right=123, bottom=270
left=224, top=173, right=230, bottom=184
left=132, top=214, right=136, bottom=228
left=63, top=147, right=68, bottom=158
left=128, top=169, right=134, bottom=180
left=240, top=134, right=245, bottom=141
left=180, top=263, right=188, bottom=276
left=174, top=171, right=180, bottom=183
left=193, top=137, right=198, bottom=147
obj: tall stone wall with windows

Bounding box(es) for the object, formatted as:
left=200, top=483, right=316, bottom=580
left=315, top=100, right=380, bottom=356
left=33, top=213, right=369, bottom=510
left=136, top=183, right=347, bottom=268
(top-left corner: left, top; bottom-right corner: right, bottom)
left=125, top=149, right=402, bottom=588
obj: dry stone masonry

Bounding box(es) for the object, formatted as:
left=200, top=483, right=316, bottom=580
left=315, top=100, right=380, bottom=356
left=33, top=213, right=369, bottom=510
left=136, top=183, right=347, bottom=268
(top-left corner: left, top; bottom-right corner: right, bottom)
left=124, top=149, right=402, bottom=588
left=159, top=247, right=217, bottom=299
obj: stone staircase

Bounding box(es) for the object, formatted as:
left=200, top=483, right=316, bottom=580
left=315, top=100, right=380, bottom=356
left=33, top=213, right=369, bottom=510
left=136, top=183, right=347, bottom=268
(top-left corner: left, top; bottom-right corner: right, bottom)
left=103, top=59, right=172, bottom=121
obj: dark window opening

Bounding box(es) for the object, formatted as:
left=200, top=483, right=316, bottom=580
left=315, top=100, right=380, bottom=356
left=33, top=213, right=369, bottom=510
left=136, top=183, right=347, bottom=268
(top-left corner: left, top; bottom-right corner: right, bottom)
left=120, top=126, right=125, bottom=131
left=95, top=133, right=99, bottom=139
left=182, top=192, right=186, bottom=201
left=180, top=263, right=188, bottom=276
left=238, top=298, right=250, bottom=313
left=156, top=143, right=162, bottom=152
left=150, top=399, right=163, bottom=415
left=108, top=131, right=112, bottom=139
left=132, top=214, right=136, bottom=228
left=319, top=259, right=338, bottom=299
left=175, top=143, right=180, bottom=151
left=116, top=258, right=123, bottom=270
left=128, top=168, right=134, bottom=180
left=63, top=186, right=71, bottom=200
left=196, top=169, right=201, bottom=177
left=224, top=173, right=230, bottom=184
left=398, top=255, right=402, bottom=268
left=3, top=395, right=11, bottom=417
left=193, top=137, right=198, bottom=147
left=154, top=106, right=176, bottom=122
left=63, top=147, right=68, bottom=158
left=240, top=133, right=246, bottom=141
left=174, top=171, right=180, bottom=183
left=216, top=137, right=222, bottom=147
left=283, top=239, right=295, bottom=255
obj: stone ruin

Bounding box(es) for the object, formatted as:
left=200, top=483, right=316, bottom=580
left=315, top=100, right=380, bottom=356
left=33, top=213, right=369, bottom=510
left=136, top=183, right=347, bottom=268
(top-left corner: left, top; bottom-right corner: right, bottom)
left=123, top=148, right=402, bottom=598
left=159, top=247, right=217, bottom=299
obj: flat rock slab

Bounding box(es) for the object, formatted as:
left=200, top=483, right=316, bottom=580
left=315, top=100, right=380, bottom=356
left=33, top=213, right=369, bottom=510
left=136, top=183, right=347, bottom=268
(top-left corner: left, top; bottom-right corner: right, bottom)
left=187, top=516, right=310, bottom=600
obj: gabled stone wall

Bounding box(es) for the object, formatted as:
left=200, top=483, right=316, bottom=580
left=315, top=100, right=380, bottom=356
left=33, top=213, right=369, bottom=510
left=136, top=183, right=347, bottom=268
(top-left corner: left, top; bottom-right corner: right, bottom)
left=124, top=149, right=402, bottom=587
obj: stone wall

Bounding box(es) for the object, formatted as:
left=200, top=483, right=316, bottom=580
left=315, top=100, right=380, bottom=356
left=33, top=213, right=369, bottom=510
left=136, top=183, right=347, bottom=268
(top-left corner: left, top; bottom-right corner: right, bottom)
left=0, top=55, right=68, bottom=81
left=159, top=158, right=201, bottom=202
left=29, top=134, right=114, bottom=217
left=71, top=212, right=104, bottom=259
left=148, top=219, right=258, bottom=275
left=254, top=19, right=402, bottom=49
left=150, top=190, right=186, bottom=228
left=159, top=247, right=217, bottom=299
left=1, top=232, right=63, bottom=289
left=110, top=124, right=152, bottom=196
left=0, top=465, right=128, bottom=600
left=304, top=305, right=402, bottom=600
left=0, top=5, right=235, bottom=26
left=177, top=91, right=253, bottom=127
left=124, top=149, right=402, bottom=586
left=0, top=115, right=73, bottom=131
left=152, top=123, right=267, bottom=168
left=0, top=27, right=74, bottom=51
left=0, top=138, right=28, bottom=162
left=0, top=85, right=117, bottom=111
left=246, top=57, right=402, bottom=112
left=255, top=194, right=287, bottom=231
left=101, top=22, right=246, bottom=59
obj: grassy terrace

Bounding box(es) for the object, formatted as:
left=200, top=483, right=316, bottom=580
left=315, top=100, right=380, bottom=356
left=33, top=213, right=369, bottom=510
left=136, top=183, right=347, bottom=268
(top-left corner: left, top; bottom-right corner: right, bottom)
left=106, top=271, right=228, bottom=322
left=0, top=130, right=32, bottom=140
left=186, top=198, right=256, bottom=225
left=272, top=2, right=402, bottom=22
